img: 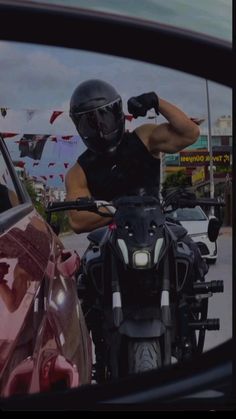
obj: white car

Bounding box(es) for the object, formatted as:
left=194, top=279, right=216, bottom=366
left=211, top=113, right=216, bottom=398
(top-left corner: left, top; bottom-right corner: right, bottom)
left=168, top=206, right=217, bottom=264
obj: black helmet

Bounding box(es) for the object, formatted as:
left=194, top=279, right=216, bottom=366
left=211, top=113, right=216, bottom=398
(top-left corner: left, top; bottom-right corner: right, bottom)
left=70, top=79, right=125, bottom=154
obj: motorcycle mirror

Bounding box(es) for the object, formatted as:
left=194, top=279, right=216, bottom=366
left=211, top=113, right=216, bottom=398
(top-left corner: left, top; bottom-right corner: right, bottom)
left=208, top=217, right=221, bottom=242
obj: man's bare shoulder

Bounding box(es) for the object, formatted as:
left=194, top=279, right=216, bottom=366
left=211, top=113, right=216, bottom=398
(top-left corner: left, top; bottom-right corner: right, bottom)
left=66, top=162, right=87, bottom=187
left=134, top=124, right=161, bottom=159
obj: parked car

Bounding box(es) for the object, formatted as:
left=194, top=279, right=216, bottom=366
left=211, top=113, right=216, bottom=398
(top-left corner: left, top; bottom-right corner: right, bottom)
left=0, top=137, right=92, bottom=398
left=168, top=206, right=218, bottom=263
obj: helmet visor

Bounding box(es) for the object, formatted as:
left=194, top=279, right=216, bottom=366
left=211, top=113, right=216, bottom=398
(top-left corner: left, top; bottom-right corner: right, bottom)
left=72, top=98, right=123, bottom=139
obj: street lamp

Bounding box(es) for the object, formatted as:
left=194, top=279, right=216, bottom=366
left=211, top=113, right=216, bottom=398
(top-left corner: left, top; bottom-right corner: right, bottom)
left=205, top=79, right=215, bottom=214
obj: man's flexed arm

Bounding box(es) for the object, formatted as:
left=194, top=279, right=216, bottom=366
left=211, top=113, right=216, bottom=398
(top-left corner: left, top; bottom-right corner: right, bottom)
left=128, top=93, right=200, bottom=155
left=65, top=163, right=112, bottom=234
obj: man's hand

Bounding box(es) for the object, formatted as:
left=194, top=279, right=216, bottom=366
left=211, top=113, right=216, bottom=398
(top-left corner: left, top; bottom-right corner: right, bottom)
left=127, top=92, right=159, bottom=118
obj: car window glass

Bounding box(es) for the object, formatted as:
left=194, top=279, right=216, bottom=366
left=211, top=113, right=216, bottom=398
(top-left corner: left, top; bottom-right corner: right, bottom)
left=0, top=40, right=232, bottom=387
left=0, top=147, right=20, bottom=212
left=169, top=207, right=207, bottom=221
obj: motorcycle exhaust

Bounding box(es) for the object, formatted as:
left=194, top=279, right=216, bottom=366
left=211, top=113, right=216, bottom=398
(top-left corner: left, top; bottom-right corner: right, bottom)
left=188, top=318, right=220, bottom=330
left=193, top=280, right=223, bottom=294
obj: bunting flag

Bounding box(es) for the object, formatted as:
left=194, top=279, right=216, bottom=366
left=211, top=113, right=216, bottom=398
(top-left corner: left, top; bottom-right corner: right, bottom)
left=125, top=114, right=134, bottom=122
left=59, top=174, right=64, bottom=182
left=19, top=134, right=49, bottom=160
left=61, top=135, right=73, bottom=140
left=64, top=163, right=69, bottom=169
left=50, top=111, right=63, bottom=124
left=1, top=132, right=18, bottom=138
left=1, top=108, right=7, bottom=118
left=15, top=161, right=26, bottom=168
left=48, top=162, right=55, bottom=167
left=26, top=109, right=36, bottom=122
left=33, top=162, right=39, bottom=167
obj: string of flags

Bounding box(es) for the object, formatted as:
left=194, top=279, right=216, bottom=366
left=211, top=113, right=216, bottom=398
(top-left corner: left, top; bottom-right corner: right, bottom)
left=0, top=106, right=134, bottom=125
left=0, top=107, right=135, bottom=185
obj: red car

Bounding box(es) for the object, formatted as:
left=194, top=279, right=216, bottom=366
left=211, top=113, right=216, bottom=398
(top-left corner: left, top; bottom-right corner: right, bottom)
left=0, top=138, right=92, bottom=397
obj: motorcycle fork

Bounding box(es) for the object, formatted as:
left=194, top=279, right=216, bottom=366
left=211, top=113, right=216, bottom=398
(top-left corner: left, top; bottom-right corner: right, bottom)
left=161, top=253, right=172, bottom=366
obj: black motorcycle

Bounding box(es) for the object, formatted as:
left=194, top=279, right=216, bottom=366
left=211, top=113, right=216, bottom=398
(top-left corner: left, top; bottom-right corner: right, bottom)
left=46, top=189, right=224, bottom=382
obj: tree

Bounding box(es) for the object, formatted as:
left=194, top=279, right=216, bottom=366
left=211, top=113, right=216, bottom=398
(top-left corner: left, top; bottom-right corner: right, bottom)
left=162, top=171, right=191, bottom=192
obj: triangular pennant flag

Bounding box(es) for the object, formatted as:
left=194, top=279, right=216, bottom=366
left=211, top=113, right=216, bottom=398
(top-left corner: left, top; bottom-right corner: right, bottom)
left=49, top=175, right=54, bottom=179
left=15, top=161, right=26, bottom=168
left=40, top=176, right=47, bottom=181
left=59, top=174, right=64, bottom=182
left=62, top=135, right=73, bottom=141
left=64, top=163, right=69, bottom=169
left=51, top=136, right=58, bottom=142
left=26, top=109, right=36, bottom=122
left=1, top=132, right=18, bottom=138
left=1, top=108, right=7, bottom=118
left=50, top=111, right=63, bottom=124
left=48, top=162, right=55, bottom=167
left=125, top=114, right=134, bottom=122
left=33, top=162, right=39, bottom=167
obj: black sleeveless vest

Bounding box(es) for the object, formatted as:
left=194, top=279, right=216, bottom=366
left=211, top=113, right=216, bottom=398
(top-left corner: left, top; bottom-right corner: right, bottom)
left=77, top=131, right=160, bottom=201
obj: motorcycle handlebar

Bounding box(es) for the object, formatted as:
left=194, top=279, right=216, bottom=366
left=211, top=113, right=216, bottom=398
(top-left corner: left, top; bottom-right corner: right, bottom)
left=46, top=198, right=112, bottom=217
left=176, top=198, right=225, bottom=208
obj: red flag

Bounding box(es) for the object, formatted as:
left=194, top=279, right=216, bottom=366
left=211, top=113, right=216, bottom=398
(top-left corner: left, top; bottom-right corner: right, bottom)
left=50, top=111, right=63, bottom=124
left=125, top=114, right=134, bottom=122
left=1, top=132, right=18, bottom=138
left=48, top=162, right=55, bottom=167
left=59, top=174, right=64, bottom=182
left=62, top=135, right=73, bottom=141
left=51, top=136, right=57, bottom=142
left=64, top=163, right=69, bottom=169
left=15, top=161, right=26, bottom=168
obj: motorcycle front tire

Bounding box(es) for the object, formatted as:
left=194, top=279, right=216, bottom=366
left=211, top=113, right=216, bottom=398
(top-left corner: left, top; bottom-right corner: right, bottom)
left=128, top=338, right=162, bottom=374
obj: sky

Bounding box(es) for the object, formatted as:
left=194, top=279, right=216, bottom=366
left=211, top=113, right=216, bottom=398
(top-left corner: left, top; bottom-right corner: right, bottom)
left=0, top=40, right=232, bottom=188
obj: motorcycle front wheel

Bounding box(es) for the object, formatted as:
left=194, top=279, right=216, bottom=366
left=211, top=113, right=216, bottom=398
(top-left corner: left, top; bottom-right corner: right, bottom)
left=128, top=338, right=162, bottom=374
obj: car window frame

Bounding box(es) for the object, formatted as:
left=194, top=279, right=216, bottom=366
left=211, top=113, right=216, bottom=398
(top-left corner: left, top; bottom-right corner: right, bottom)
left=0, top=136, right=33, bottom=233
left=0, top=0, right=233, bottom=409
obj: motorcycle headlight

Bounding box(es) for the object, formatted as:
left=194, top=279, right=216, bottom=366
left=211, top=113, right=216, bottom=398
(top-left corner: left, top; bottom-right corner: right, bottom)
left=133, top=251, right=150, bottom=268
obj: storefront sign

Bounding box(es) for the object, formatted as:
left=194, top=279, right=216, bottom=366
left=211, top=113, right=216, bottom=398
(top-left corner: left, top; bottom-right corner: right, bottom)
left=180, top=151, right=230, bottom=166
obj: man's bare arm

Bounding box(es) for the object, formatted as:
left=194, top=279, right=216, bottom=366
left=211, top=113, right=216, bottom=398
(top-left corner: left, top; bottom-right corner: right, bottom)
left=136, top=98, right=200, bottom=155
left=65, top=163, right=112, bottom=233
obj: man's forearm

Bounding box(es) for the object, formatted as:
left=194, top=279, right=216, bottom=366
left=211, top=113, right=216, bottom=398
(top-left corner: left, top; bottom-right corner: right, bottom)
left=68, top=208, right=112, bottom=234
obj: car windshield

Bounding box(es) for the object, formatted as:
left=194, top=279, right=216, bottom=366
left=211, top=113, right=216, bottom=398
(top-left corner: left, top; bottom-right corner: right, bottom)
left=169, top=207, right=208, bottom=221
left=10, top=0, right=232, bottom=43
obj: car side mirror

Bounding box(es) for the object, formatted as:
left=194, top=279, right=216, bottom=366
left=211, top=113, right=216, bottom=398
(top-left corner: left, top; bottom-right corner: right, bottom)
left=208, top=217, right=221, bottom=242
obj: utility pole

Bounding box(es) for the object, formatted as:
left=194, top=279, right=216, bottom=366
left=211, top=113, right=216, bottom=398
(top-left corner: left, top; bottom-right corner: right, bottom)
left=205, top=79, right=215, bottom=214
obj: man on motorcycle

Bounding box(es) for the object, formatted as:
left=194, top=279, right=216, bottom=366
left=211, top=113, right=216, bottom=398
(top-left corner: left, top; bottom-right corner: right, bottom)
left=66, top=79, right=200, bottom=232
left=65, top=79, right=207, bottom=381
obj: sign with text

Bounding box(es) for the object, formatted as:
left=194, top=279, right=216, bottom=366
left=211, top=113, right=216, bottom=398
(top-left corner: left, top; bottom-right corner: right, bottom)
left=180, top=151, right=230, bottom=167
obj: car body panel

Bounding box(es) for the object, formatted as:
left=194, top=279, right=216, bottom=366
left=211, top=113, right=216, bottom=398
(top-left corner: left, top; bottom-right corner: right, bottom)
left=0, top=140, right=92, bottom=397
